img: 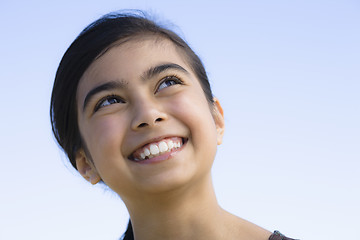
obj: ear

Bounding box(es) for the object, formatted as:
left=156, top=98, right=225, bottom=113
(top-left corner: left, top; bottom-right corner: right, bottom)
left=212, top=97, right=225, bottom=145
left=75, top=149, right=101, bottom=185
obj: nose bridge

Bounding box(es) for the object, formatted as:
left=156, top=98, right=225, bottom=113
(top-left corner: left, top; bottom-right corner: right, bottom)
left=130, top=95, right=167, bottom=130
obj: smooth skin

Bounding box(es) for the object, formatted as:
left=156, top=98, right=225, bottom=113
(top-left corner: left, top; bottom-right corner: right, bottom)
left=75, top=37, right=272, bottom=240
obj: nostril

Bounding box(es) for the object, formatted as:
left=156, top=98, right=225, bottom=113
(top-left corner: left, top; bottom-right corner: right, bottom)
left=135, top=117, right=164, bottom=129
left=155, top=117, right=163, bottom=122
left=138, top=123, right=148, bottom=128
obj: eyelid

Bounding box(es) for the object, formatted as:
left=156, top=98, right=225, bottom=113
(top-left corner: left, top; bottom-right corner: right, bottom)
left=94, top=94, right=124, bottom=112
left=156, top=75, right=183, bottom=93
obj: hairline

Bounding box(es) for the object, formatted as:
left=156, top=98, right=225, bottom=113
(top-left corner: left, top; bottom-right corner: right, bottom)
left=96, top=33, right=194, bottom=69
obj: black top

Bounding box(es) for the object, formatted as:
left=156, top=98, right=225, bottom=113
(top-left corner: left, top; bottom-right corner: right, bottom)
left=269, top=231, right=298, bottom=240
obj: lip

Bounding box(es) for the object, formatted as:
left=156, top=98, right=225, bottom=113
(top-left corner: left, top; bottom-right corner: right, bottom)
left=127, top=136, right=188, bottom=163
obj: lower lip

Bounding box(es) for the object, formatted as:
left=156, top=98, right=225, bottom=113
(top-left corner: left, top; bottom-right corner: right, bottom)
left=131, top=144, right=185, bottom=165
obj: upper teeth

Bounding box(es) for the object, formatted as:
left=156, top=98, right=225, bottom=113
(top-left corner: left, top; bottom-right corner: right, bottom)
left=137, top=139, right=182, bottom=160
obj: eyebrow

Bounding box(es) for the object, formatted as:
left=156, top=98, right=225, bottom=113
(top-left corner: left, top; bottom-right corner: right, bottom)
left=82, top=63, right=189, bottom=112
left=142, top=63, right=189, bottom=80
left=83, top=81, right=126, bottom=112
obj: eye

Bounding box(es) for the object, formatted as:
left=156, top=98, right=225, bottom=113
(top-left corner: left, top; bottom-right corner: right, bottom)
left=94, top=95, right=125, bottom=112
left=156, top=76, right=183, bottom=92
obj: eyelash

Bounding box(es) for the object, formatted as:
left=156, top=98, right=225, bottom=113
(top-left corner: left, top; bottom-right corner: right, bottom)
left=156, top=75, right=183, bottom=93
left=94, top=75, right=183, bottom=112
left=94, top=94, right=124, bottom=112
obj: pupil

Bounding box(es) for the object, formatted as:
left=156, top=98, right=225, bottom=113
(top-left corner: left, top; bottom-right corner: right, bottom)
left=109, top=98, right=117, bottom=104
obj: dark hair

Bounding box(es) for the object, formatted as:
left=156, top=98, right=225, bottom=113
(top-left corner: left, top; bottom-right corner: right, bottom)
left=50, top=11, right=213, bottom=240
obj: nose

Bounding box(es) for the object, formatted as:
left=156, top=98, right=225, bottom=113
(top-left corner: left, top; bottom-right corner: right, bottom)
left=130, top=99, right=168, bottom=130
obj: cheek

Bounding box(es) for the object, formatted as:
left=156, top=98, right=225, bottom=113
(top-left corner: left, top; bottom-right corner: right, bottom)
left=81, top=116, right=135, bottom=191
left=171, top=89, right=218, bottom=154
left=179, top=89, right=217, bottom=133
left=81, top=116, right=126, bottom=163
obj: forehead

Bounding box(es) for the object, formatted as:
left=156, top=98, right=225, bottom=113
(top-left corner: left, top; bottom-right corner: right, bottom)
left=77, top=38, right=191, bottom=97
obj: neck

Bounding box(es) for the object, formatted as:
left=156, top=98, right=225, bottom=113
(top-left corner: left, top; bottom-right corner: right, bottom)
left=123, top=174, right=234, bottom=240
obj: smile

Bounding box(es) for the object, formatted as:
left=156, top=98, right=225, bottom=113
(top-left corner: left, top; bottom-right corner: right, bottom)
left=130, top=137, right=186, bottom=162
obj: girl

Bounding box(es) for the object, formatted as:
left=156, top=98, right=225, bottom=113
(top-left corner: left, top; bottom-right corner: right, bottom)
left=50, top=11, right=296, bottom=240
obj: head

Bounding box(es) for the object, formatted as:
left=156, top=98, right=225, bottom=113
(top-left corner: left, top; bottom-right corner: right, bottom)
left=50, top=11, right=219, bottom=171
left=51, top=11, right=225, bottom=240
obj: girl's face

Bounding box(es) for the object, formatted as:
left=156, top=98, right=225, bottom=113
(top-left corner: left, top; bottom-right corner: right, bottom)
left=75, top=38, right=224, bottom=199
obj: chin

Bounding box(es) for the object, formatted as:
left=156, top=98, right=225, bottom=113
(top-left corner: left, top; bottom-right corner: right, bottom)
left=139, top=169, right=195, bottom=195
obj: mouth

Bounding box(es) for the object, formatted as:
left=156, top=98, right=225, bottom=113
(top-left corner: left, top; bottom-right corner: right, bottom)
left=128, top=137, right=187, bottom=162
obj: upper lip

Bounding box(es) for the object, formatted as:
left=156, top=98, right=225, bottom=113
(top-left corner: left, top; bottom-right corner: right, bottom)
left=126, top=135, right=186, bottom=159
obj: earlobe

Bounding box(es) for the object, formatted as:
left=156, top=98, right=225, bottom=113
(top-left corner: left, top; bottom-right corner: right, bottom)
left=75, top=149, right=101, bottom=185
left=213, top=97, right=225, bottom=145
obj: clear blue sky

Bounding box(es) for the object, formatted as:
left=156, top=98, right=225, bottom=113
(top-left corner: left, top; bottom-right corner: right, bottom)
left=1, top=1, right=359, bottom=239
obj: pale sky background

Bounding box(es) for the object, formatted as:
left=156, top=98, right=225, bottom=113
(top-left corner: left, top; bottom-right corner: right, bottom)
left=1, top=1, right=359, bottom=239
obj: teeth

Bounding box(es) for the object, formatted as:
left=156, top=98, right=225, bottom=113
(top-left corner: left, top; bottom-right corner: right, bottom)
left=168, top=141, right=174, bottom=149
left=136, top=138, right=183, bottom=160
left=159, top=141, right=168, bottom=152
left=149, top=144, right=159, bottom=155
left=144, top=148, right=150, bottom=157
